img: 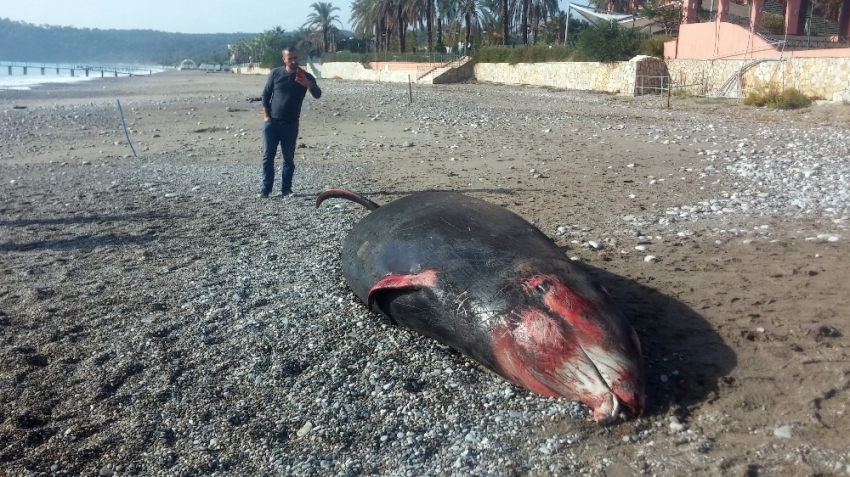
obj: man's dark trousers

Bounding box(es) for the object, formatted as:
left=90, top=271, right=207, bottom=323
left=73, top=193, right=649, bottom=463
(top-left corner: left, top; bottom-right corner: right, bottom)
left=261, top=120, right=299, bottom=195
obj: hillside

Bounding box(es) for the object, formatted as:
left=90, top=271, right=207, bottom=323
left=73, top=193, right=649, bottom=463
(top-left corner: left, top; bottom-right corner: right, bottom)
left=0, top=18, right=257, bottom=65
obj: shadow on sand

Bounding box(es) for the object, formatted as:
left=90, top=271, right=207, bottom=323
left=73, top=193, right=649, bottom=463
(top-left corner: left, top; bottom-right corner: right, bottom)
left=0, top=233, right=162, bottom=253
left=0, top=212, right=171, bottom=228
left=302, top=188, right=530, bottom=202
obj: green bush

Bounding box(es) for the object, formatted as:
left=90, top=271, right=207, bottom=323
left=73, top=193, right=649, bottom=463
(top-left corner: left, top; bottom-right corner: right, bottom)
left=761, top=12, right=785, bottom=35
left=744, top=84, right=814, bottom=109
left=576, top=21, right=644, bottom=62
left=639, top=35, right=672, bottom=58
left=473, top=45, right=573, bottom=64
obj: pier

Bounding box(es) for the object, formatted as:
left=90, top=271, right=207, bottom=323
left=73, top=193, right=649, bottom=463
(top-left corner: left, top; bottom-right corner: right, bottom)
left=0, top=62, right=154, bottom=78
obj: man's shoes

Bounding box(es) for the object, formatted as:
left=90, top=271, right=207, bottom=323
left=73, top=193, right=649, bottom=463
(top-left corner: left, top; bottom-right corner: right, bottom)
left=257, top=192, right=270, bottom=198
left=280, top=190, right=294, bottom=198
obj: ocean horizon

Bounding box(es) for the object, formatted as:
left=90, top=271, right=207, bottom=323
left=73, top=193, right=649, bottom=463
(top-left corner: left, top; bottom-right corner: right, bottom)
left=0, top=61, right=166, bottom=91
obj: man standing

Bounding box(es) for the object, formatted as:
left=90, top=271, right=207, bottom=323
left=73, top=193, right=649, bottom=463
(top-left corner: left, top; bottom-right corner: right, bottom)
left=259, top=46, right=321, bottom=198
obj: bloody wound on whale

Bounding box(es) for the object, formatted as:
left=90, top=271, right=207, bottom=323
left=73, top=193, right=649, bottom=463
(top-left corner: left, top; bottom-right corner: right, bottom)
left=316, top=189, right=646, bottom=423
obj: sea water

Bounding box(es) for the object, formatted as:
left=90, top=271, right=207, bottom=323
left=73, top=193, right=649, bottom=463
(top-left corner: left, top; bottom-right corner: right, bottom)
left=0, top=61, right=165, bottom=91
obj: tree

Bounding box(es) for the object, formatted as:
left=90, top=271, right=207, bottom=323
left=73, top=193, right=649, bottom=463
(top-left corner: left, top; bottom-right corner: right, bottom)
left=295, top=27, right=324, bottom=58
left=575, top=20, right=643, bottom=61
left=427, top=0, right=435, bottom=51
left=502, top=0, right=510, bottom=44
left=521, top=0, right=529, bottom=44
left=304, top=2, right=343, bottom=53
left=457, top=0, right=482, bottom=51
left=437, top=0, right=460, bottom=50
left=641, top=1, right=682, bottom=35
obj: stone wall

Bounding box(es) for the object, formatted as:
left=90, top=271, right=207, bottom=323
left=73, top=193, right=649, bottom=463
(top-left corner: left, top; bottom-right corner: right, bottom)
left=232, top=57, right=850, bottom=101
left=312, top=62, right=416, bottom=83
left=473, top=56, right=669, bottom=96
left=634, top=56, right=670, bottom=96
left=667, top=57, right=850, bottom=100
left=473, top=61, right=631, bottom=94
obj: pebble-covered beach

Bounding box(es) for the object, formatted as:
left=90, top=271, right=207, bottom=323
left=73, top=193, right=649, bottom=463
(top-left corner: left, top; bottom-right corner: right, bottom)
left=1, top=71, right=848, bottom=476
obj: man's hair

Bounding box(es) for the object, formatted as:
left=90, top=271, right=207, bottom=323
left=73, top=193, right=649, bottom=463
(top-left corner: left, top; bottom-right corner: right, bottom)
left=283, top=46, right=298, bottom=55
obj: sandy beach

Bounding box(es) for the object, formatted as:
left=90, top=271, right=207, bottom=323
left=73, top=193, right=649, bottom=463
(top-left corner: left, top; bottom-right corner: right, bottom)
left=1, top=69, right=848, bottom=476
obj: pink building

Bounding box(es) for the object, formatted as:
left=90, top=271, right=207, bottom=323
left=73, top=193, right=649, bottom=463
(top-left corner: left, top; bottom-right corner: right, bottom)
left=665, top=0, right=850, bottom=58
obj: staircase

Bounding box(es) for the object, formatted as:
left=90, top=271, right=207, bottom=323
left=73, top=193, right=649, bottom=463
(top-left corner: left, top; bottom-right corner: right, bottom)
left=416, top=56, right=473, bottom=84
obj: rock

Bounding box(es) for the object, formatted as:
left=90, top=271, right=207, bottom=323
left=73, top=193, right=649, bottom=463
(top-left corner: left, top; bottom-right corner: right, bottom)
left=297, top=421, right=313, bottom=438
left=669, top=421, right=685, bottom=432
left=773, top=425, right=793, bottom=439
left=644, top=255, right=657, bottom=262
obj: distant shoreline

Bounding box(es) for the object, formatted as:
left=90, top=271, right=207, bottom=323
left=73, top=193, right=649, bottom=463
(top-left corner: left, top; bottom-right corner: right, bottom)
left=0, top=61, right=167, bottom=91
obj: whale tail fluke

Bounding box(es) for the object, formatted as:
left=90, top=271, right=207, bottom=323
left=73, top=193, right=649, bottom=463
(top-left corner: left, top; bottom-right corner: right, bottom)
left=316, top=188, right=380, bottom=211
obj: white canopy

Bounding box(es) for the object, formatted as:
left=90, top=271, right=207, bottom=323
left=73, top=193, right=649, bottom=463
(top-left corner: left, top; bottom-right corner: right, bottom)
left=568, top=2, right=639, bottom=24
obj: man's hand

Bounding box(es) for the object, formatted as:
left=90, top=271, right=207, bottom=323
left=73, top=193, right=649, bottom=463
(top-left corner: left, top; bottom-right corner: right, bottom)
left=295, top=75, right=311, bottom=90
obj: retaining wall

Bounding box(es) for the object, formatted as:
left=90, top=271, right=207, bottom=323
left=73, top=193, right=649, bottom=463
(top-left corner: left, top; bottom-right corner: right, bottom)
left=473, top=61, right=628, bottom=94
left=473, top=56, right=668, bottom=96
left=667, top=57, right=850, bottom=100
left=233, top=57, right=850, bottom=100
left=312, top=62, right=416, bottom=82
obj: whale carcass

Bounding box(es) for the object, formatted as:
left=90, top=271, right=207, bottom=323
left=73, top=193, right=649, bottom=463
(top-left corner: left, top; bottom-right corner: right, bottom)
left=316, top=189, right=645, bottom=423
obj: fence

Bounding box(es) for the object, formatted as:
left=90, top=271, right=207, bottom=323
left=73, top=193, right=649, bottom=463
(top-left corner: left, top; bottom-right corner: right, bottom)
left=634, top=74, right=721, bottom=107
left=321, top=51, right=466, bottom=64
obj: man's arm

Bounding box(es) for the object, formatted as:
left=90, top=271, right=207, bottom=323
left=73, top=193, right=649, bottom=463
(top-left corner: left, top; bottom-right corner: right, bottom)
left=261, top=71, right=275, bottom=121
left=307, top=74, right=322, bottom=99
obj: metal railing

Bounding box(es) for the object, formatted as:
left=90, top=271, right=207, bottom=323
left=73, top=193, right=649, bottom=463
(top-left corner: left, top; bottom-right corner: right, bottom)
left=759, top=33, right=850, bottom=49
left=693, top=9, right=849, bottom=51
left=635, top=75, right=718, bottom=107
left=634, top=75, right=671, bottom=96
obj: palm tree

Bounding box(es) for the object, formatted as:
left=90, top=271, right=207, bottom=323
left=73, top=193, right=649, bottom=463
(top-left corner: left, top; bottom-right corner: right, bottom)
left=395, top=0, right=410, bottom=52
left=296, top=27, right=324, bottom=57
left=427, top=0, right=435, bottom=52
left=351, top=0, right=400, bottom=52
left=521, top=0, right=529, bottom=44
left=350, top=0, right=379, bottom=51
left=304, top=2, right=343, bottom=53
left=502, top=0, right=510, bottom=44
left=531, top=0, right=558, bottom=43
left=406, top=0, right=436, bottom=52
left=477, top=2, right=503, bottom=45
left=457, top=0, right=482, bottom=53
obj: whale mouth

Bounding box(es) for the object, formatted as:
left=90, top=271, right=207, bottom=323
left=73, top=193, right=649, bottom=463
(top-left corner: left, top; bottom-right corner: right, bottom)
left=581, top=339, right=645, bottom=415
left=528, top=339, right=642, bottom=423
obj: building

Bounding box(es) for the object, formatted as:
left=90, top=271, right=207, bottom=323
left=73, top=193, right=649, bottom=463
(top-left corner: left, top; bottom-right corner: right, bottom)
left=666, top=0, right=850, bottom=58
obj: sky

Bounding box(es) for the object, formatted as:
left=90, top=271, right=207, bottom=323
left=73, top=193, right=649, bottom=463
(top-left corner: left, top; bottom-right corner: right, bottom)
left=1, top=0, right=588, bottom=35
left=0, top=0, right=354, bottom=34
